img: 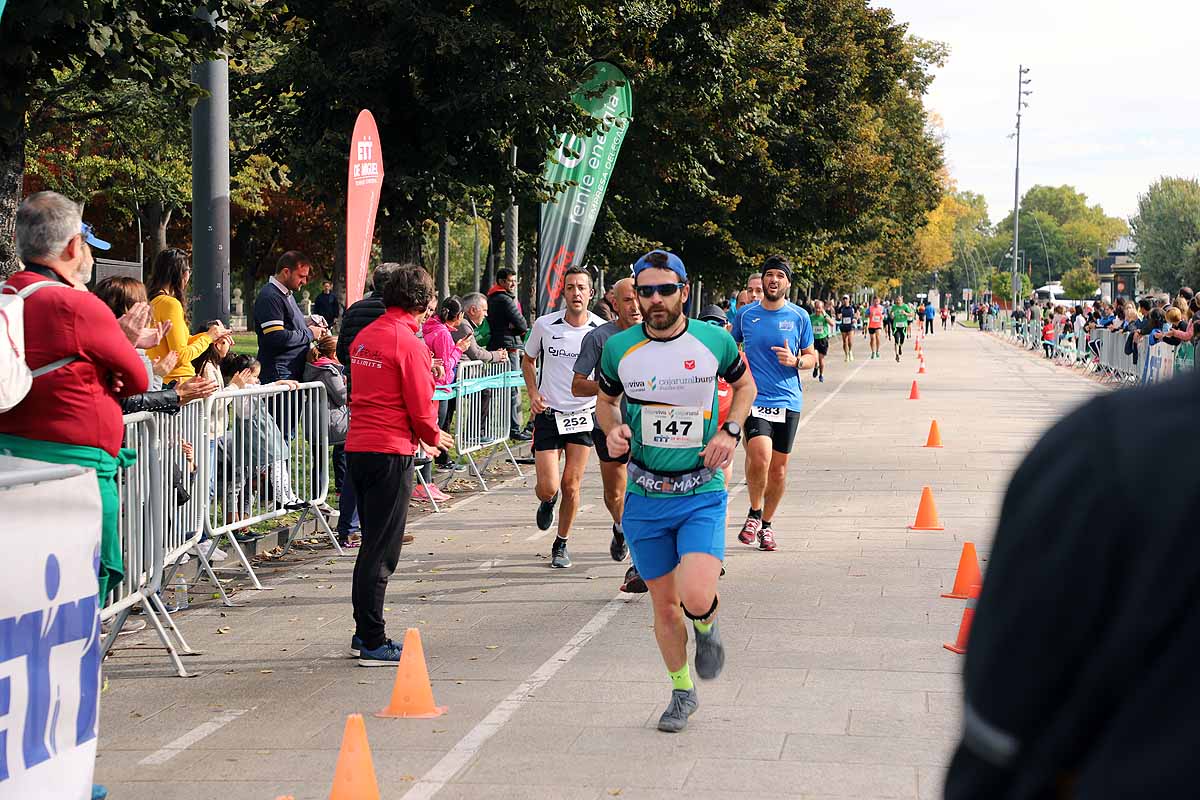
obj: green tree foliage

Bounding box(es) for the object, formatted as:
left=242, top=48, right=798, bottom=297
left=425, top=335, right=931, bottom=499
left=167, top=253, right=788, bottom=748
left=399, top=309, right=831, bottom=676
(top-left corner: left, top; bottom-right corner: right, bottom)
left=996, top=185, right=1127, bottom=275
left=0, top=0, right=274, bottom=275
left=259, top=0, right=946, bottom=294
left=1131, top=177, right=1200, bottom=291
left=1061, top=264, right=1099, bottom=300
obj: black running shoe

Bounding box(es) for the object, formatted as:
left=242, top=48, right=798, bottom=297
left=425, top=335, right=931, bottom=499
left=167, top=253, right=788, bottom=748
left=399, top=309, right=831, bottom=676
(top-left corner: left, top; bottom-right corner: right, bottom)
left=510, top=429, right=532, bottom=442
left=609, top=523, right=628, bottom=561
left=620, top=565, right=647, bottom=593
left=550, top=535, right=572, bottom=568
left=536, top=492, right=559, bottom=531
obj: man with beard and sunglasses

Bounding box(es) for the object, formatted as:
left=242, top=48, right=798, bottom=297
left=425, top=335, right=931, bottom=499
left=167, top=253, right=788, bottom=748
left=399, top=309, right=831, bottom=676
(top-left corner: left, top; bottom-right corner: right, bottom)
left=597, top=250, right=756, bottom=732
left=523, top=266, right=606, bottom=569
left=732, top=255, right=816, bottom=551
left=571, top=277, right=647, bottom=593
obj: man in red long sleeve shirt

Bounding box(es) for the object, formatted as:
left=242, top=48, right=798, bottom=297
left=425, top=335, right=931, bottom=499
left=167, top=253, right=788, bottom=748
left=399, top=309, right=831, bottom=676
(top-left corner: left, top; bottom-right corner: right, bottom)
left=345, top=264, right=453, bottom=666
left=0, top=191, right=150, bottom=603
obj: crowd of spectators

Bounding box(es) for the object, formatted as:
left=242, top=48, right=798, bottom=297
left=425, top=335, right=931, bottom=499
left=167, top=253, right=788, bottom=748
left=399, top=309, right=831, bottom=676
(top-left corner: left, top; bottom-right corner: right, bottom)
left=1012, top=288, right=1199, bottom=367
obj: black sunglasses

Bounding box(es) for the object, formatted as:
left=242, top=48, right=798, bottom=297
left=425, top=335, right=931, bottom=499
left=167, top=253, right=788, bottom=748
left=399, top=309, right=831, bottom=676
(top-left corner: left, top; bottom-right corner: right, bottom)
left=636, top=282, right=685, bottom=299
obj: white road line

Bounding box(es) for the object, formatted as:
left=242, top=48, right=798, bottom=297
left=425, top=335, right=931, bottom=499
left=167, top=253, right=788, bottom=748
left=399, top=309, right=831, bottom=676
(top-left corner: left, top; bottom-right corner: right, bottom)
left=797, top=360, right=869, bottom=434
left=523, top=504, right=594, bottom=541
left=137, top=708, right=249, bottom=765
left=403, top=594, right=632, bottom=799
left=476, top=558, right=503, bottom=571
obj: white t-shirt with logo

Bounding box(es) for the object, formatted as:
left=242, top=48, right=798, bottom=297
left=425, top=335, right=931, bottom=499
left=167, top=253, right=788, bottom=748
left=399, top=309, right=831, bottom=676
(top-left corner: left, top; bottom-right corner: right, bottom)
left=525, top=310, right=606, bottom=412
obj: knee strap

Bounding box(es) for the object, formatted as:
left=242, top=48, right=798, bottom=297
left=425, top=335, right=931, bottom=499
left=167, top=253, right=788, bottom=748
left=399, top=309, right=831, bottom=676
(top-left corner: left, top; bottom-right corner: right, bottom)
left=681, top=594, right=719, bottom=622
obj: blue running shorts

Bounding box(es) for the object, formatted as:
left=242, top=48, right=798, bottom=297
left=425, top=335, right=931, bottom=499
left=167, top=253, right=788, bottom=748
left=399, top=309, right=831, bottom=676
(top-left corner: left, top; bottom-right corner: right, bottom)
left=622, top=490, right=727, bottom=581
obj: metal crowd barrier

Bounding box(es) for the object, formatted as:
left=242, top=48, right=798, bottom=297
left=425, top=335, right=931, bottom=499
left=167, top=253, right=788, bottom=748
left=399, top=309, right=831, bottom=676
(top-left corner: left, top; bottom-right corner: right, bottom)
left=203, top=381, right=338, bottom=601
left=106, top=412, right=201, bottom=677
left=106, top=370, right=531, bottom=672
left=450, top=361, right=527, bottom=491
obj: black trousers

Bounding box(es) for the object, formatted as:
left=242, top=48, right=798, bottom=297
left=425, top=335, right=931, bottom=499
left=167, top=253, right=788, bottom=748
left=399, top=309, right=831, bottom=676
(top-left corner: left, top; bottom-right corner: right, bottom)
left=925, top=318, right=934, bottom=334
left=348, top=451, right=415, bottom=650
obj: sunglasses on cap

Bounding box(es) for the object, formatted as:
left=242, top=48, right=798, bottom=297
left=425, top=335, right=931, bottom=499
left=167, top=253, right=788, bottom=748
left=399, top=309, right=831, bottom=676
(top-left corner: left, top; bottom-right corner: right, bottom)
left=703, top=318, right=726, bottom=327
left=635, top=282, right=685, bottom=299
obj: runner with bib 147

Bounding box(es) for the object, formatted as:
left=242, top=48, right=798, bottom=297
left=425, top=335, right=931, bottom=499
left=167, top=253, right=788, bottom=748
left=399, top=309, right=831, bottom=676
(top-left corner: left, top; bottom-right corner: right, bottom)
left=732, top=255, right=817, bottom=551
left=596, top=249, right=756, bottom=733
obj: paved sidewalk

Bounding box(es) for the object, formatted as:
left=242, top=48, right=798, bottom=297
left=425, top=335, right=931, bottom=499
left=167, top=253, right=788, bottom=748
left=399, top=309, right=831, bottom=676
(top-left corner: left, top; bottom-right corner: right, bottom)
left=97, top=325, right=1102, bottom=799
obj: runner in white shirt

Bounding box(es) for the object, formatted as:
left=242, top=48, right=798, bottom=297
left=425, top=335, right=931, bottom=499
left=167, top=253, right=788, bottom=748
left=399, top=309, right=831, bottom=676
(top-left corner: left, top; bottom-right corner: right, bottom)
left=522, top=266, right=607, bottom=568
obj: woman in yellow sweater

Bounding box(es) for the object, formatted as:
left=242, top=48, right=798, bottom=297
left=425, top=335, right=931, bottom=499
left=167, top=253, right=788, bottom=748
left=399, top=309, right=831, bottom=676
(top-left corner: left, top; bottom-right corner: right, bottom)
left=146, top=249, right=227, bottom=383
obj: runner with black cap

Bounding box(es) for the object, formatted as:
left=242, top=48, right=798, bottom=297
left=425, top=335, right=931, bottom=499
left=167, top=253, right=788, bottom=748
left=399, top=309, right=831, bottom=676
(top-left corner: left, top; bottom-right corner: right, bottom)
left=597, top=249, right=756, bottom=732
left=836, top=293, right=858, bottom=362
left=732, top=255, right=817, bottom=551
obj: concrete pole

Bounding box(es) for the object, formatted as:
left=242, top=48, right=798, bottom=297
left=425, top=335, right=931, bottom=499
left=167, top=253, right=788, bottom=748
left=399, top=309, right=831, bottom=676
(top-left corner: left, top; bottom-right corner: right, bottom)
left=191, top=9, right=231, bottom=326
left=437, top=217, right=451, bottom=298
left=470, top=197, right=481, bottom=292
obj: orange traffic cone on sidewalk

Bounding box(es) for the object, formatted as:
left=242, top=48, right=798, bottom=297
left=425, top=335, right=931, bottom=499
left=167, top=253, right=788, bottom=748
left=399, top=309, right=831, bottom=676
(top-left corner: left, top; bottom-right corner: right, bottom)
left=377, top=627, right=447, bottom=719
left=328, top=714, right=381, bottom=800
left=941, top=542, right=982, bottom=598
left=908, top=380, right=921, bottom=400
left=908, top=486, right=944, bottom=531
left=924, top=420, right=943, bottom=448
left=943, top=585, right=981, bottom=654
left=917, top=360, right=927, bottom=374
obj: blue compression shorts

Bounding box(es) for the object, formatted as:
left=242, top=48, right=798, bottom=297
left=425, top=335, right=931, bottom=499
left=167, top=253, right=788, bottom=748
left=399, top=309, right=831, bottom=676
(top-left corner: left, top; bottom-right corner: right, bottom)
left=622, top=490, right=727, bottom=581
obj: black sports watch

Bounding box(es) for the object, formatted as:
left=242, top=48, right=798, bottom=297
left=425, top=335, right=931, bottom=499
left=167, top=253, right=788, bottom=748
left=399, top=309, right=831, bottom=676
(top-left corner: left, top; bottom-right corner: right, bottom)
left=720, top=421, right=742, bottom=443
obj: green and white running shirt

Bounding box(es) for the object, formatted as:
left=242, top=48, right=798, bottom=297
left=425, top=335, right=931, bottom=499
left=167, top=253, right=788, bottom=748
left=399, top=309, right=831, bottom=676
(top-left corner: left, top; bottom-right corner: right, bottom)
left=598, top=319, right=747, bottom=497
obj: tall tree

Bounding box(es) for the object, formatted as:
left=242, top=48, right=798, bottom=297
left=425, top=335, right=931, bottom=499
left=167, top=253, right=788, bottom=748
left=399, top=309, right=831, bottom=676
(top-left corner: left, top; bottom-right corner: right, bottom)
left=1131, top=177, right=1200, bottom=291
left=0, top=0, right=272, bottom=275
left=256, top=1, right=631, bottom=263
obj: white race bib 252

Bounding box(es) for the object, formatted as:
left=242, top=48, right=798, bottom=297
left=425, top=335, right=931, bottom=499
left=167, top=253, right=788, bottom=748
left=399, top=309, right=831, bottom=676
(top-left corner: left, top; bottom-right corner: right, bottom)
left=641, top=406, right=704, bottom=449
left=555, top=410, right=594, bottom=435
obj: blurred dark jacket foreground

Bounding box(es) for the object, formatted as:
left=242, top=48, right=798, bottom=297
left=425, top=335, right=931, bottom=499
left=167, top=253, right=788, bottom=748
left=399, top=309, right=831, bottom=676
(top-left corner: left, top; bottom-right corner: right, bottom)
left=945, top=370, right=1200, bottom=799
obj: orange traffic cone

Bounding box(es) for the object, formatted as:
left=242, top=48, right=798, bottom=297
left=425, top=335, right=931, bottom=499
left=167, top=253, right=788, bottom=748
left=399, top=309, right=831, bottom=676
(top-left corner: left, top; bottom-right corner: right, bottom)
left=941, top=542, right=982, bottom=598
left=908, top=380, right=921, bottom=400
left=328, top=714, right=381, bottom=800
left=917, top=361, right=927, bottom=374
left=943, top=585, right=980, bottom=654
left=908, top=486, right=944, bottom=531
left=376, top=627, right=447, bottom=719
left=924, top=420, right=943, bottom=448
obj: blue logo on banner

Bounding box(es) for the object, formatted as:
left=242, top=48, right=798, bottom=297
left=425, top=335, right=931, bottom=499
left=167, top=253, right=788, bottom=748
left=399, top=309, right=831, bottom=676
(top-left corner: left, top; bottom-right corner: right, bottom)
left=0, top=553, right=99, bottom=781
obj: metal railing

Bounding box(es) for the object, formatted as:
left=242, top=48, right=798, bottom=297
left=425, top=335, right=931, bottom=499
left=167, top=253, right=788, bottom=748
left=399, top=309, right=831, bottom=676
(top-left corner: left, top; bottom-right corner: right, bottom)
left=994, top=322, right=1196, bottom=386
left=451, top=360, right=527, bottom=491
left=103, top=370, right=530, bottom=673
left=203, top=381, right=339, bottom=599
left=106, top=412, right=201, bottom=677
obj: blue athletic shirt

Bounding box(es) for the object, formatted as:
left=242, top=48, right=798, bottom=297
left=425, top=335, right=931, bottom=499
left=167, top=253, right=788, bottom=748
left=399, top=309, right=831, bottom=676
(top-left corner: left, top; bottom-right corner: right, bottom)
left=731, top=301, right=813, bottom=412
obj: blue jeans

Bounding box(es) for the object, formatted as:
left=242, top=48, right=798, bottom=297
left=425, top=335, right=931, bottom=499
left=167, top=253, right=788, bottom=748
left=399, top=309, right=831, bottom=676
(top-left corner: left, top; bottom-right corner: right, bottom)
left=336, top=447, right=360, bottom=536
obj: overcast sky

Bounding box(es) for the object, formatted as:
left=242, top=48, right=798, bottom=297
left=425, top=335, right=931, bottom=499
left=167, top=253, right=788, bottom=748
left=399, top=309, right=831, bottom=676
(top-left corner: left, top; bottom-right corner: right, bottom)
left=883, top=0, right=1199, bottom=223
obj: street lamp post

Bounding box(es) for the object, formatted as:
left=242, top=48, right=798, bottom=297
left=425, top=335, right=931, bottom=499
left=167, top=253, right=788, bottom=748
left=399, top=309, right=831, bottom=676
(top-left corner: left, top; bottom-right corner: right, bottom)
left=1010, top=65, right=1032, bottom=311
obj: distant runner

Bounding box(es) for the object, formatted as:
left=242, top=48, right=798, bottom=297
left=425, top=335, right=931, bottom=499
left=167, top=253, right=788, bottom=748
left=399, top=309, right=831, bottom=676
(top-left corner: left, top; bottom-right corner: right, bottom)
left=836, top=294, right=857, bottom=362
left=597, top=250, right=755, bottom=733
left=891, top=294, right=914, bottom=362
left=867, top=296, right=885, bottom=360
left=522, top=267, right=606, bottom=568
left=572, top=277, right=646, bottom=593
left=809, top=300, right=834, bottom=382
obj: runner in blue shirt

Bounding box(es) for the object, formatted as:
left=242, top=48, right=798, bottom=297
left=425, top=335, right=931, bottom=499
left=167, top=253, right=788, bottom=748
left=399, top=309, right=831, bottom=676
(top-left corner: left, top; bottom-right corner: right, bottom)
left=731, top=255, right=816, bottom=551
